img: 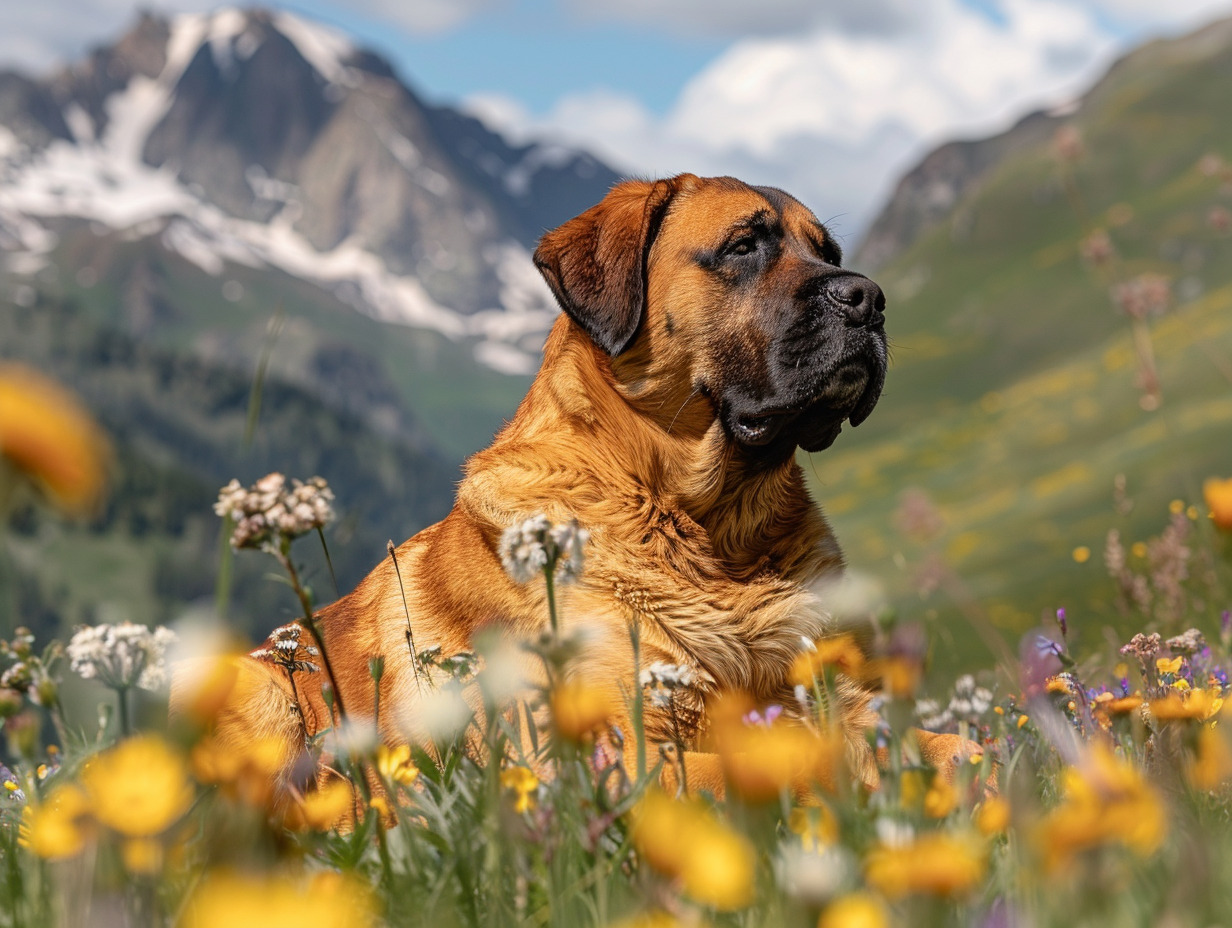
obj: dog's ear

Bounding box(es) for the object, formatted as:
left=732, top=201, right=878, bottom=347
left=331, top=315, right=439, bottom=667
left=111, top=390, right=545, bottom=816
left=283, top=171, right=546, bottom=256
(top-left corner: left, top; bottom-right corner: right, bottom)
left=534, top=175, right=693, bottom=356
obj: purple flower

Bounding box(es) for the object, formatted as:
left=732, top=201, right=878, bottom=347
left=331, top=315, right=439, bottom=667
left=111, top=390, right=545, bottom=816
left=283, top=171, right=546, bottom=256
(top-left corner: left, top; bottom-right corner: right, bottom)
left=1055, top=608, right=1068, bottom=638
left=742, top=704, right=784, bottom=727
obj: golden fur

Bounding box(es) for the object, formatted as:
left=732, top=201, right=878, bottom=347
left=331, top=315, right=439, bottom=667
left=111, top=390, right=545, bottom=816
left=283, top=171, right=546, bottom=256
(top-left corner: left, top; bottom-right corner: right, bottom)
left=186, top=174, right=975, bottom=796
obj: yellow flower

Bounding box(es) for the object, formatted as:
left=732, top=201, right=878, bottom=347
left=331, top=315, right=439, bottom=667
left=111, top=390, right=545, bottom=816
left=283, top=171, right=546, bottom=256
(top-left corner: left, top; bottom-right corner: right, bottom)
left=864, top=833, right=986, bottom=899
left=1016, top=714, right=1030, bottom=729
left=0, top=363, right=110, bottom=515
left=974, top=797, right=1011, bottom=836
left=501, top=765, right=539, bottom=814
left=923, top=776, right=959, bottom=819
left=292, top=779, right=354, bottom=831
left=631, top=789, right=755, bottom=911
left=790, top=634, right=865, bottom=686
left=551, top=680, right=614, bottom=741
left=605, top=912, right=691, bottom=928
left=1151, top=688, right=1222, bottom=721
left=376, top=743, right=420, bottom=787
left=818, top=893, right=889, bottom=928
left=1205, top=477, right=1232, bottom=530
left=1072, top=546, right=1091, bottom=564
left=181, top=869, right=377, bottom=928
left=788, top=805, right=838, bottom=851
left=1189, top=727, right=1232, bottom=791
left=121, top=837, right=164, bottom=875
left=1156, top=656, right=1183, bottom=675
left=714, top=715, right=844, bottom=801
left=1034, top=743, right=1166, bottom=872
left=191, top=734, right=290, bottom=807
left=19, top=784, right=92, bottom=859
left=80, top=736, right=193, bottom=837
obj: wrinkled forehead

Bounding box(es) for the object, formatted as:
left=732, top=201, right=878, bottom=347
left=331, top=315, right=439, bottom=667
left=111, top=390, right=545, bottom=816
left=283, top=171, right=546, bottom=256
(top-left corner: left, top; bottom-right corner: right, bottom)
left=659, top=176, right=837, bottom=255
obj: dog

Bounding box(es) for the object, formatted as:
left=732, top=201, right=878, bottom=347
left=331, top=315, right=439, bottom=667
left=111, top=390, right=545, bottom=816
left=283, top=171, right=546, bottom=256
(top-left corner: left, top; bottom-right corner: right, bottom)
left=190, top=173, right=976, bottom=797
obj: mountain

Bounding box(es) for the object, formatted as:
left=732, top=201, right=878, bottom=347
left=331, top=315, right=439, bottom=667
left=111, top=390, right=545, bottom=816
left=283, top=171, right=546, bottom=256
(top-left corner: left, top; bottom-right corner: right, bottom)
left=0, top=8, right=623, bottom=643
left=825, top=15, right=1232, bottom=672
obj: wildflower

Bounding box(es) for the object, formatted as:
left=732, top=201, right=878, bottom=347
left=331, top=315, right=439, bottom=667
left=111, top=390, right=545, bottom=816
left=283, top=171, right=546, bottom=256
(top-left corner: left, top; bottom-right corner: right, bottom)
left=121, top=837, right=163, bottom=875
left=640, top=661, right=697, bottom=709
left=776, top=843, right=852, bottom=904
left=191, top=734, right=290, bottom=807
left=214, top=474, right=335, bottom=549
left=715, top=716, right=844, bottom=800
left=923, top=776, right=959, bottom=818
left=1156, top=656, right=1183, bottom=676
left=501, top=765, right=539, bottom=814
left=1205, top=477, right=1232, bottom=530
left=253, top=623, right=320, bottom=674
left=631, top=789, right=755, bottom=911
left=819, top=893, right=889, bottom=928
left=0, top=363, right=110, bottom=515
left=789, top=634, right=865, bottom=686
left=1111, top=274, right=1171, bottom=320
left=1034, top=743, right=1166, bottom=872
left=1079, top=229, right=1114, bottom=266
left=498, top=514, right=589, bottom=583
left=66, top=621, right=177, bottom=691
left=788, top=805, right=838, bottom=851
left=19, top=784, right=92, bottom=859
left=975, top=797, right=1010, bottom=835
left=551, top=680, right=614, bottom=741
left=376, top=743, right=420, bottom=787
left=291, top=779, right=354, bottom=831
left=1166, top=628, right=1207, bottom=656
left=181, top=869, right=377, bottom=928
left=1072, top=546, right=1091, bottom=564
left=80, top=736, right=194, bottom=837
left=1150, top=687, right=1222, bottom=721
left=864, top=832, right=986, bottom=899
left=1189, top=726, right=1232, bottom=791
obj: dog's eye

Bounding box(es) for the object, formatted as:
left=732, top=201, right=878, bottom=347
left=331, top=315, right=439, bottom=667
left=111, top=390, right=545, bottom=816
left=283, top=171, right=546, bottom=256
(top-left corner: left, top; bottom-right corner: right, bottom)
left=728, top=236, right=757, bottom=256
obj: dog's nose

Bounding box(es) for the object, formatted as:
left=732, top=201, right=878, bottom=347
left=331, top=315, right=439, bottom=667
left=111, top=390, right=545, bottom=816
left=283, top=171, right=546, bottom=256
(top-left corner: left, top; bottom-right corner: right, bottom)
left=824, top=274, right=885, bottom=327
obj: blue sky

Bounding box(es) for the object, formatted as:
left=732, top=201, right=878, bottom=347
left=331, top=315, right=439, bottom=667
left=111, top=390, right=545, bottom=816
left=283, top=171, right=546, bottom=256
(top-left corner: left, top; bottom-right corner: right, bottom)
left=3, top=0, right=1231, bottom=237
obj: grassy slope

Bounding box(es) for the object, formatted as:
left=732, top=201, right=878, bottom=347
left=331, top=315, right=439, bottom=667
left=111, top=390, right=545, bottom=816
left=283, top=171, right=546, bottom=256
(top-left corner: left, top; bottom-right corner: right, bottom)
left=813, top=21, right=1232, bottom=673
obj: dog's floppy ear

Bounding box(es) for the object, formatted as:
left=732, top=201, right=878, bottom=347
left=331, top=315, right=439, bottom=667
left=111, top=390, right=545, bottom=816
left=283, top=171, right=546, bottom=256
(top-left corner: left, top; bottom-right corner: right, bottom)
left=534, top=175, right=693, bottom=356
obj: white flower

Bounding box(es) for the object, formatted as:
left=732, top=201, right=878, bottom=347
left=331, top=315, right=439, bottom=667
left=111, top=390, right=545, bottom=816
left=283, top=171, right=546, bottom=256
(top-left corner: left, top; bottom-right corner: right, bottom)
left=67, top=622, right=177, bottom=692
left=498, top=514, right=590, bottom=584
left=776, top=844, right=853, bottom=904
left=875, top=817, right=915, bottom=849
left=639, top=661, right=696, bottom=690
left=214, top=474, right=335, bottom=549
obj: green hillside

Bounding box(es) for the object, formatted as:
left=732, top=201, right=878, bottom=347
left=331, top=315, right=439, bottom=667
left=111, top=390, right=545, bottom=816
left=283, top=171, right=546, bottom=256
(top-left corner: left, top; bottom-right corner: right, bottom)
left=817, top=19, right=1232, bottom=673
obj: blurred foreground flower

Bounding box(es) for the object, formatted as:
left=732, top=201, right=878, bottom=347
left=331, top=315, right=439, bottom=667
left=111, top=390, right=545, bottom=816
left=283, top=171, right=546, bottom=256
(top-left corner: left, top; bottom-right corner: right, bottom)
left=0, top=362, right=110, bottom=515
left=80, top=735, right=194, bottom=837
left=1034, top=743, right=1166, bottom=873
left=20, top=784, right=92, bottom=860
left=551, top=679, right=614, bottom=741
left=631, top=789, right=756, bottom=911
left=501, top=765, right=539, bottom=814
left=498, top=513, right=589, bottom=583
left=864, top=832, right=986, bottom=899
left=182, top=869, right=377, bottom=928
left=1205, top=477, right=1232, bottom=530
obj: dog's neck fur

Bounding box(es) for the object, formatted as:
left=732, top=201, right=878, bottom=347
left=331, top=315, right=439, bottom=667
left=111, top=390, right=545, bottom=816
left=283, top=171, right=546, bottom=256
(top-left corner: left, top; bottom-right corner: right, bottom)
left=461, top=317, right=838, bottom=582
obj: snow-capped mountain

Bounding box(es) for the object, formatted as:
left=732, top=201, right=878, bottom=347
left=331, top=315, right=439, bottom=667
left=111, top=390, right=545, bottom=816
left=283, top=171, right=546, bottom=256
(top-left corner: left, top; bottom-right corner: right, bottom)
left=0, top=9, right=621, bottom=374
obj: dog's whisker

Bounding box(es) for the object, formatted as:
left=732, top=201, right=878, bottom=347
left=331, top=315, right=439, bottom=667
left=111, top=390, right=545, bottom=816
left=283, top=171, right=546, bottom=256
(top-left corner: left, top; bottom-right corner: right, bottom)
left=666, top=386, right=701, bottom=435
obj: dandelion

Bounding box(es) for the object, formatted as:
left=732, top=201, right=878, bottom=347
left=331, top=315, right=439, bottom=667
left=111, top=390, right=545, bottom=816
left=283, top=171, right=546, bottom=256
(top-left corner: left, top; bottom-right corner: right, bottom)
left=1205, top=477, right=1232, bottom=530
left=864, top=833, right=986, bottom=899
left=79, top=735, right=194, bottom=837
left=376, top=743, right=420, bottom=788
left=818, top=893, right=889, bottom=928
left=501, top=765, right=539, bottom=814
left=0, top=363, right=110, bottom=515
left=19, top=784, right=92, bottom=860
left=789, top=634, right=865, bottom=686
left=551, top=679, right=614, bottom=742
left=181, top=870, right=377, bottom=928
left=631, top=789, right=756, bottom=911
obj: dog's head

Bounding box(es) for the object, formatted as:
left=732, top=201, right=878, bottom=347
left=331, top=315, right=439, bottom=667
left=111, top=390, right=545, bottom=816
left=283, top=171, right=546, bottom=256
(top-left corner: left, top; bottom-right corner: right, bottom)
left=534, top=174, right=886, bottom=460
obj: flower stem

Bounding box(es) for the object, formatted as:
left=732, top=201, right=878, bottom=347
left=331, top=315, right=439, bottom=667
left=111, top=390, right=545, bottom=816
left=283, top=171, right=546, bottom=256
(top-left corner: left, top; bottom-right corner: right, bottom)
left=116, top=686, right=131, bottom=739
left=270, top=542, right=347, bottom=721
left=544, top=567, right=559, bottom=636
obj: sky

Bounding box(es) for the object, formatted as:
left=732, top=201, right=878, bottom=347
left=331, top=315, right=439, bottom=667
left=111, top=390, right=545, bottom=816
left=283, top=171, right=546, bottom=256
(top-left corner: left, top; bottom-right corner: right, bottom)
left=3, top=0, right=1232, bottom=243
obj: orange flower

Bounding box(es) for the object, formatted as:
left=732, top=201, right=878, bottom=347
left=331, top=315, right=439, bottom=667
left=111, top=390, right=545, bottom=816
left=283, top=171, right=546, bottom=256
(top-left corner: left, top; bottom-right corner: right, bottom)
left=19, top=784, right=92, bottom=859
left=974, top=797, right=1011, bottom=836
left=790, top=634, right=865, bottom=686
left=1205, top=477, right=1232, bottom=529
left=864, top=833, right=986, bottom=899
left=631, top=789, right=756, bottom=911
left=0, top=363, right=110, bottom=515
left=819, top=893, right=889, bottom=928
left=1150, top=688, right=1222, bottom=721
left=290, top=779, right=354, bottom=831
left=551, top=680, right=614, bottom=741
left=181, top=869, right=377, bottom=928
left=1189, top=727, right=1232, bottom=791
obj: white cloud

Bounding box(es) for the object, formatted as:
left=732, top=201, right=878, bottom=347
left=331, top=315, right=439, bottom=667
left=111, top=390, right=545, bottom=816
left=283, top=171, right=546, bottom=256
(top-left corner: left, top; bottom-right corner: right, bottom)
left=1087, top=0, right=1232, bottom=28
left=568, top=0, right=926, bottom=38
left=332, top=0, right=502, bottom=35
left=469, top=0, right=1121, bottom=242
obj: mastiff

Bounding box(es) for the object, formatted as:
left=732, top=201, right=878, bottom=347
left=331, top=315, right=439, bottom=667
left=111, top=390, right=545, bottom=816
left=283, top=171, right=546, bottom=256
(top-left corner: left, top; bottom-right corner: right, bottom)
left=193, top=174, right=975, bottom=796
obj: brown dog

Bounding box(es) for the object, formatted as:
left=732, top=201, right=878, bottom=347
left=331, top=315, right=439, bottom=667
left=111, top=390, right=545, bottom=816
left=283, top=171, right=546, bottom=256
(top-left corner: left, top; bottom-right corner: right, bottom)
left=196, top=174, right=974, bottom=795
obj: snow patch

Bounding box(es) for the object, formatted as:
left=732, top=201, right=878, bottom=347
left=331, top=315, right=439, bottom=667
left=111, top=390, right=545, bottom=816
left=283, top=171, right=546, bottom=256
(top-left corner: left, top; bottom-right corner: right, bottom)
left=271, top=11, right=358, bottom=87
